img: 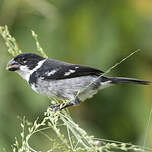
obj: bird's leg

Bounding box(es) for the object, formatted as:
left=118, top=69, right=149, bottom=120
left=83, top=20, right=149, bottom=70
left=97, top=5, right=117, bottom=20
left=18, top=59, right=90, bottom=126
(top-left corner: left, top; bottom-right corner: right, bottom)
left=60, top=97, right=80, bottom=110
left=49, top=97, right=80, bottom=112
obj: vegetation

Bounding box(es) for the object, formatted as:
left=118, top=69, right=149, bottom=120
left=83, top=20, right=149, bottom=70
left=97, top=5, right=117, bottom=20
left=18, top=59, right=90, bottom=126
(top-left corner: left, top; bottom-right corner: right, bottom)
left=0, top=1, right=152, bottom=151
left=0, top=26, right=152, bottom=152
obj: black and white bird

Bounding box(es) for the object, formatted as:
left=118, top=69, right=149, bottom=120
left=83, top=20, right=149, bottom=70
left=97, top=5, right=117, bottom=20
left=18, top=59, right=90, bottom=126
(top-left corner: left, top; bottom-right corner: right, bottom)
left=6, top=53, right=151, bottom=111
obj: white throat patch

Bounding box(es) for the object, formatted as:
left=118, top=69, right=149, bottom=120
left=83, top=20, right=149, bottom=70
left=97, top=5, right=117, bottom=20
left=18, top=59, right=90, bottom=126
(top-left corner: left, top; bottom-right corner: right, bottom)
left=16, top=65, right=31, bottom=81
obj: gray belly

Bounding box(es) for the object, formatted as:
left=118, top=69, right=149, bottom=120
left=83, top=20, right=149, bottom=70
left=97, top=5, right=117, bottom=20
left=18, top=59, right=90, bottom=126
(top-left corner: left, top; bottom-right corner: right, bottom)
left=30, top=76, right=111, bottom=101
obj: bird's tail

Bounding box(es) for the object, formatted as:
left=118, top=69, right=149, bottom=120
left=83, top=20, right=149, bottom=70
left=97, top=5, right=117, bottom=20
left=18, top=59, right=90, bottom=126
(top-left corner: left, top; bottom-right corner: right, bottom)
left=105, top=76, right=151, bottom=85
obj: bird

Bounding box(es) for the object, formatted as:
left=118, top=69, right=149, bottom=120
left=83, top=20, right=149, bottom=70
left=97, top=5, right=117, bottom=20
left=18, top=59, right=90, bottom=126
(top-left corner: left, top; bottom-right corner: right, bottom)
left=6, top=53, right=151, bottom=111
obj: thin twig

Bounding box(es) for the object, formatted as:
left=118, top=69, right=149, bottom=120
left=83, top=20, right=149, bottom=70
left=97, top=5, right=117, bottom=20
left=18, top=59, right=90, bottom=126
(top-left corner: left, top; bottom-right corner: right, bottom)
left=74, top=49, right=140, bottom=101
left=143, top=106, right=152, bottom=151
left=66, top=125, right=74, bottom=151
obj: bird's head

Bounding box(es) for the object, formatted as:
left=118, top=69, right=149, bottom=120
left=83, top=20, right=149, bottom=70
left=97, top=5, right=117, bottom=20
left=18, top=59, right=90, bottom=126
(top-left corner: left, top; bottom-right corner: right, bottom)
left=6, top=53, right=45, bottom=81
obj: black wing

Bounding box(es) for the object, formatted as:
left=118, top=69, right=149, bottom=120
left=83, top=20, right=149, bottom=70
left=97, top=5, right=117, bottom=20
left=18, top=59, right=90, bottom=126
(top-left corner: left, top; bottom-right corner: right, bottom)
left=37, top=59, right=104, bottom=80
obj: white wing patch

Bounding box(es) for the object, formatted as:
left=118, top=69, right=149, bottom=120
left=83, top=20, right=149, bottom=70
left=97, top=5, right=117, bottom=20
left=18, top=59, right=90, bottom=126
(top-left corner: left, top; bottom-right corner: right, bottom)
left=64, top=69, right=75, bottom=76
left=47, top=69, right=57, bottom=76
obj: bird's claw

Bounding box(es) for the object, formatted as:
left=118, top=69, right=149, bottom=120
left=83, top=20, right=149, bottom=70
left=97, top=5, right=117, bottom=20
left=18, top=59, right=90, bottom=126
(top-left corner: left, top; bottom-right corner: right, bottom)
left=48, top=104, right=61, bottom=112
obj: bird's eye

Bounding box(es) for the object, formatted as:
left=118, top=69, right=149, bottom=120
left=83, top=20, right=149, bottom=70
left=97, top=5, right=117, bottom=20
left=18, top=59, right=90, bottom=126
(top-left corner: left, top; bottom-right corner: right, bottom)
left=18, top=57, right=26, bottom=64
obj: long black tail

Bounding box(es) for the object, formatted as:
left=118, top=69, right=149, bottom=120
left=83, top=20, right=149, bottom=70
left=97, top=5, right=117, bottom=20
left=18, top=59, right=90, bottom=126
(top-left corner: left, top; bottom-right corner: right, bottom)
left=106, top=77, right=151, bottom=85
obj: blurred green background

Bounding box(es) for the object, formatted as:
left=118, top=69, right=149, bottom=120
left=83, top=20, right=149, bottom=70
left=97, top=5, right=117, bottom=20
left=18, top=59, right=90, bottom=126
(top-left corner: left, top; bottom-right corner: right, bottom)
left=0, top=0, right=152, bottom=151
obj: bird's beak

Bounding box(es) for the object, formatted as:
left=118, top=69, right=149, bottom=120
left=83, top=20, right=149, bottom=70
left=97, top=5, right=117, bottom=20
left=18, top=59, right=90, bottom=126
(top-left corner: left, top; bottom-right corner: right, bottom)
left=6, top=59, right=20, bottom=71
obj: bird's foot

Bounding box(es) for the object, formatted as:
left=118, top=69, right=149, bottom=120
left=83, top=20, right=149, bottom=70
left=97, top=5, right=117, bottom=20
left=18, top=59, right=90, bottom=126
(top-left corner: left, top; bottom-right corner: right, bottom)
left=48, top=97, right=81, bottom=112
left=48, top=104, right=61, bottom=112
